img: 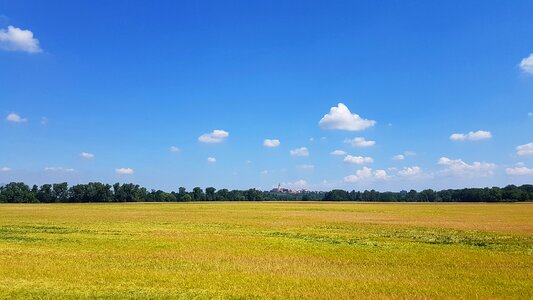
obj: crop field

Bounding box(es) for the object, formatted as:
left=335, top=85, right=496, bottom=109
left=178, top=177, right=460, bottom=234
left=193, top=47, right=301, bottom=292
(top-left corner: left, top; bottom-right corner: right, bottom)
left=0, top=202, right=531, bottom=299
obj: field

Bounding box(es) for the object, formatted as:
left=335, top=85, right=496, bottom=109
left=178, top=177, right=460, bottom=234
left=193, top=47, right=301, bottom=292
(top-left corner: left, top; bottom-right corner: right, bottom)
left=0, top=202, right=531, bottom=299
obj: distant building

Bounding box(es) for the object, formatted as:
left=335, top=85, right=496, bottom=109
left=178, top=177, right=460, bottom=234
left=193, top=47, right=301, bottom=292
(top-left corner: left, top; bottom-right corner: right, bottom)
left=270, top=184, right=316, bottom=195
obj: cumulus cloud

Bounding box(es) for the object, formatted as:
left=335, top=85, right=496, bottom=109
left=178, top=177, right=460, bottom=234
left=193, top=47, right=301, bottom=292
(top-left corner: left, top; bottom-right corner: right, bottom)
left=198, top=130, right=229, bottom=143
left=438, top=157, right=496, bottom=176
left=344, top=167, right=388, bottom=182
left=344, top=137, right=376, bottom=147
left=519, top=53, right=533, bottom=74
left=290, top=147, right=309, bottom=157
left=80, top=152, right=95, bottom=159
left=44, top=167, right=75, bottom=173
left=506, top=165, right=533, bottom=176
left=6, top=113, right=27, bottom=123
left=398, top=166, right=422, bottom=177
left=450, top=130, right=492, bottom=141
left=392, top=154, right=405, bottom=160
left=516, top=142, right=533, bottom=156
left=207, top=157, right=216, bottom=163
left=263, top=139, right=280, bottom=148
left=116, top=168, right=134, bottom=175
left=330, top=150, right=347, bottom=156
left=319, top=103, right=376, bottom=131
left=169, top=146, right=180, bottom=152
left=0, top=25, right=42, bottom=53
left=1, top=167, right=12, bottom=172
left=343, top=155, right=373, bottom=164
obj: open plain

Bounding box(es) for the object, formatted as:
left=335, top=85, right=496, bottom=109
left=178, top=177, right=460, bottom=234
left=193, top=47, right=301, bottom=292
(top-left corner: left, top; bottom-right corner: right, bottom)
left=0, top=202, right=531, bottom=299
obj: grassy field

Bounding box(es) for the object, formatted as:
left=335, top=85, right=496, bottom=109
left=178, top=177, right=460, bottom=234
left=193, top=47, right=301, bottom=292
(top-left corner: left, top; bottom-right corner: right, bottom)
left=0, top=202, right=531, bottom=299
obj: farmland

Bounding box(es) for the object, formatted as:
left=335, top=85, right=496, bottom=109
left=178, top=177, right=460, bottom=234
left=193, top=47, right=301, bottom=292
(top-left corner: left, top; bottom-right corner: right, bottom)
left=0, top=202, right=531, bottom=299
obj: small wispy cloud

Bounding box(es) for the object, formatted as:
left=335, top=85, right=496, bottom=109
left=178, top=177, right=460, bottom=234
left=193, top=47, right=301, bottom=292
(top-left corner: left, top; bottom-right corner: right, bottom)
left=116, top=168, right=134, bottom=175
left=169, top=146, right=180, bottom=153
left=450, top=130, right=492, bottom=141
left=516, top=142, right=533, bottom=156
left=6, top=113, right=27, bottom=123
left=506, top=165, right=533, bottom=176
left=263, top=139, right=280, bottom=148
left=343, top=155, right=373, bottom=165
left=80, top=152, right=95, bottom=159
left=207, top=157, right=216, bottom=163
left=519, top=53, right=533, bottom=74
left=344, top=137, right=375, bottom=147
left=344, top=167, right=388, bottom=182
left=44, top=167, right=75, bottom=173
left=398, top=166, right=422, bottom=177
left=290, top=147, right=309, bottom=157
left=297, top=164, right=315, bottom=170
left=330, top=150, right=346, bottom=156
left=198, top=130, right=229, bottom=143
left=392, top=154, right=405, bottom=161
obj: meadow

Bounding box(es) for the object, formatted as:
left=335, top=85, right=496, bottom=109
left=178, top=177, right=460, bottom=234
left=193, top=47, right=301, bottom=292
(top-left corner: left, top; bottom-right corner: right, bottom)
left=0, top=202, right=531, bottom=299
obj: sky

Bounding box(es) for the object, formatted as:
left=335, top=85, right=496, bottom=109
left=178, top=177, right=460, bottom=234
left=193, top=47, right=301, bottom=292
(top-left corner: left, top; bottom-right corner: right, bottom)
left=0, top=0, right=532, bottom=192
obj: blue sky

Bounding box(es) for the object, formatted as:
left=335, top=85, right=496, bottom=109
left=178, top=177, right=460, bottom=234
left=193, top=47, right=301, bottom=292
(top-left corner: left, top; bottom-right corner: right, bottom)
left=1, top=0, right=532, bottom=191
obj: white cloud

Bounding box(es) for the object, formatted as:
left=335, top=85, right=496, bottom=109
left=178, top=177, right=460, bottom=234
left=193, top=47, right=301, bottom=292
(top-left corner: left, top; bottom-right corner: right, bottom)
left=438, top=157, right=496, bottom=176
left=41, top=117, right=48, bottom=125
left=44, top=167, right=75, bottom=173
left=516, top=142, right=533, bottom=156
left=169, top=146, right=180, bottom=152
left=115, top=168, right=134, bottom=175
left=290, top=147, right=309, bottom=157
left=207, top=157, right=216, bottom=163
left=506, top=166, right=533, bottom=176
left=528, top=112, right=533, bottom=117
left=344, top=137, right=376, bottom=147
left=198, top=130, right=229, bottom=143
left=450, top=130, right=492, bottom=141
left=519, top=53, right=533, bottom=74
left=263, top=139, right=280, bottom=148
left=1, top=167, right=12, bottom=172
left=319, top=103, right=376, bottom=131
left=330, top=150, right=347, bottom=156
left=344, top=167, right=388, bottom=182
left=398, top=166, right=422, bottom=177
left=297, top=164, right=315, bottom=170
left=343, top=155, right=374, bottom=164
left=374, top=170, right=388, bottom=180
left=392, top=154, right=405, bottom=160
left=80, top=152, right=95, bottom=159
left=0, top=25, right=42, bottom=53
left=6, top=113, right=27, bottom=123
left=285, top=179, right=307, bottom=187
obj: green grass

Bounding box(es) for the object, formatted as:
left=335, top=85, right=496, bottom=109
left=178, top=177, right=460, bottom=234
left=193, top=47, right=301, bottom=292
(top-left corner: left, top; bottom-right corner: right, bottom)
left=0, top=202, right=531, bottom=299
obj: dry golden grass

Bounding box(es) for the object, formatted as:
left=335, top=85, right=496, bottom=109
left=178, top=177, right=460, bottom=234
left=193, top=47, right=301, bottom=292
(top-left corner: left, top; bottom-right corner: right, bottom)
left=0, top=202, right=531, bottom=299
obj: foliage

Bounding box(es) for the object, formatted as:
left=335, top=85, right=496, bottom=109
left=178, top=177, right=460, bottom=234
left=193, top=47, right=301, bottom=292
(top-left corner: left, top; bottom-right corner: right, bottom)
left=0, top=182, right=532, bottom=203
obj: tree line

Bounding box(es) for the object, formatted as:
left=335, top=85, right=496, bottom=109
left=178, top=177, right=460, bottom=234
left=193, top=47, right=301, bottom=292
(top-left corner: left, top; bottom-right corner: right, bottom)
left=0, top=182, right=531, bottom=203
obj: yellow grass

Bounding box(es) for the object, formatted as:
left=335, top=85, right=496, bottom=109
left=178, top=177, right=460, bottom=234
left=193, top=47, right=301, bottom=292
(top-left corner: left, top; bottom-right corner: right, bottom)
left=0, top=202, right=531, bottom=299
